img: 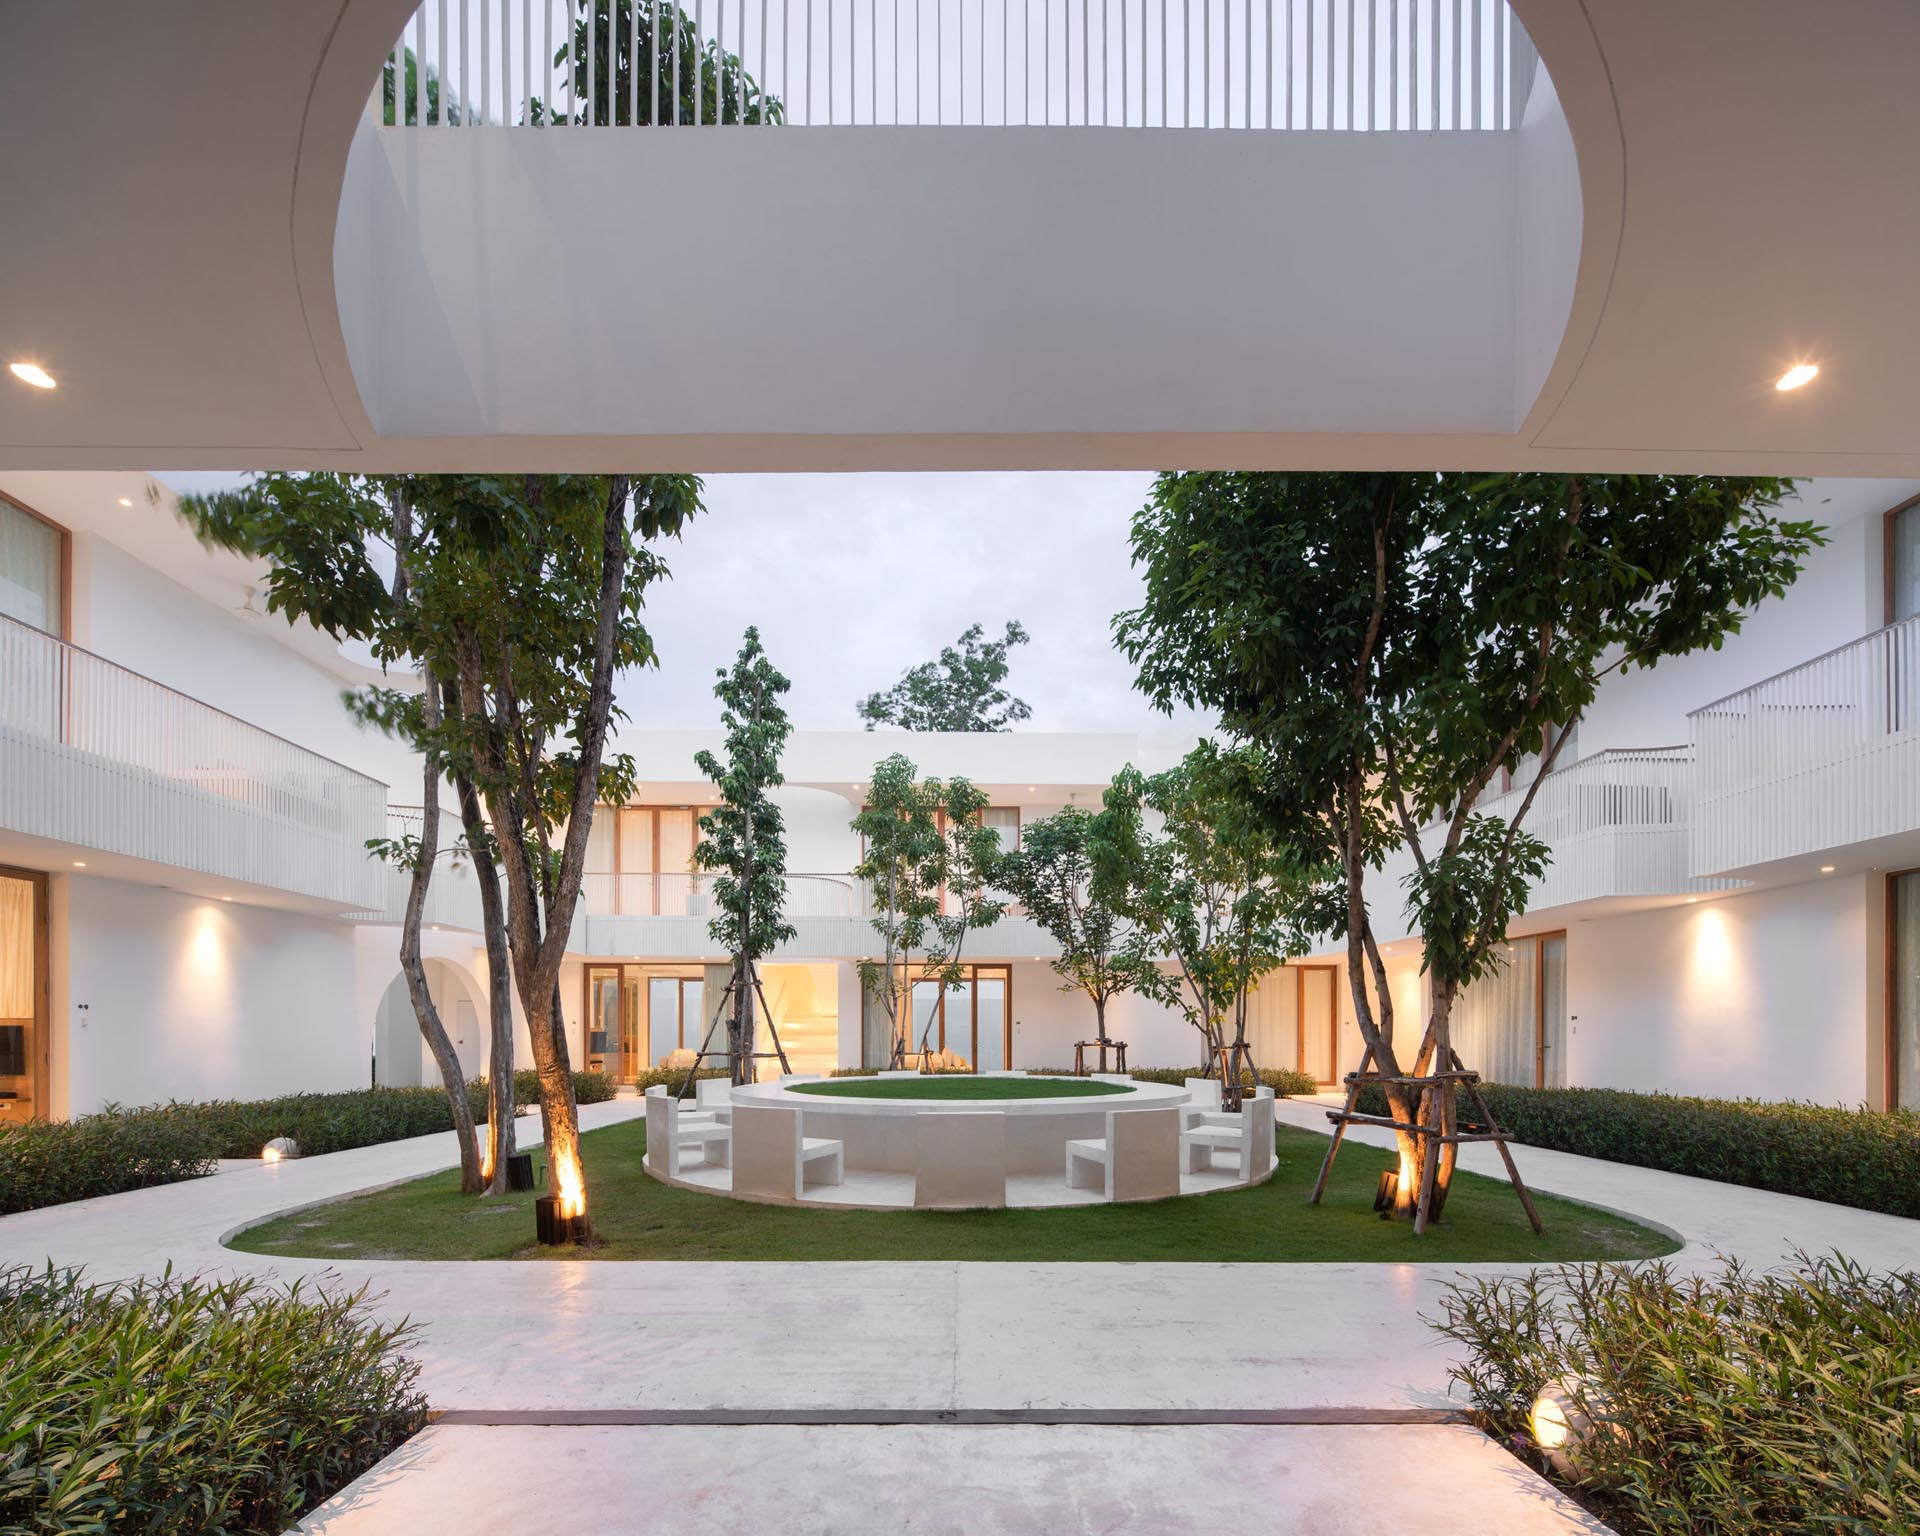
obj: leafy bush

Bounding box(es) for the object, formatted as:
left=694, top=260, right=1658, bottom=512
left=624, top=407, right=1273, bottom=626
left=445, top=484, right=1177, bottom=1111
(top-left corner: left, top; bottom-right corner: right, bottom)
left=0, top=1109, right=219, bottom=1216
left=1433, top=1254, right=1920, bottom=1536
left=625, top=1066, right=727, bottom=1094
left=830, top=1065, right=1321, bottom=1095
left=0, top=1263, right=426, bottom=1535
left=1354, top=1082, right=1920, bottom=1219
left=0, top=1072, right=622, bottom=1214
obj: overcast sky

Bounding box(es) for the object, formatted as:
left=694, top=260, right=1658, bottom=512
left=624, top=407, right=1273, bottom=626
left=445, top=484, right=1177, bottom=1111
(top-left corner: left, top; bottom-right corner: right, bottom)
left=155, top=470, right=1215, bottom=745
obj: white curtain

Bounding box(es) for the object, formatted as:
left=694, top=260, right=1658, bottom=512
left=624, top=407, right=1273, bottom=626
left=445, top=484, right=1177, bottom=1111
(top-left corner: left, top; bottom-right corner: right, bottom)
left=0, top=501, right=61, bottom=635
left=1452, top=940, right=1539, bottom=1087
left=0, top=877, right=31, bottom=1018
left=1896, top=875, right=1920, bottom=1110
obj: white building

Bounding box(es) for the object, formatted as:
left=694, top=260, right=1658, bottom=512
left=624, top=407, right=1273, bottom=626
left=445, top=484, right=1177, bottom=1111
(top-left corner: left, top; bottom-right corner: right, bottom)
left=5, top=471, right=1918, bottom=1121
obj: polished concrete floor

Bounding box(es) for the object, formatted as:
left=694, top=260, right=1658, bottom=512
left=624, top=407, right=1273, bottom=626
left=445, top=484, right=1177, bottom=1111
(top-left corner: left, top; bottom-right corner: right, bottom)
left=6, top=1095, right=1916, bottom=1533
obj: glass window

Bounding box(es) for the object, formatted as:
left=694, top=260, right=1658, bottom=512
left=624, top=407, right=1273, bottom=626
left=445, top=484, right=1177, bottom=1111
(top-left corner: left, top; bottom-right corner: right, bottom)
left=1893, top=500, right=1920, bottom=624
left=1895, top=873, right=1920, bottom=1111
left=582, top=815, right=616, bottom=915
left=648, top=976, right=682, bottom=1065
left=974, top=971, right=1009, bottom=1071
left=1453, top=937, right=1544, bottom=1087
left=982, top=807, right=1020, bottom=851
left=0, top=872, right=42, bottom=1122
left=0, top=498, right=63, bottom=637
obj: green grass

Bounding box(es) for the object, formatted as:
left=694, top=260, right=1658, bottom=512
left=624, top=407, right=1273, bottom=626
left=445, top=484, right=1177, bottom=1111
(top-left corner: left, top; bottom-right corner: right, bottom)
left=789, top=1076, right=1134, bottom=1100
left=230, top=1120, right=1678, bottom=1265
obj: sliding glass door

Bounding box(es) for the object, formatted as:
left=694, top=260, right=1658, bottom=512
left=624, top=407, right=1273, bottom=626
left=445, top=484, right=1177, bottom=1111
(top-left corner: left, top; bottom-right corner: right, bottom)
left=1245, top=965, right=1340, bottom=1084
left=1892, top=872, right=1920, bottom=1110
left=0, top=868, right=47, bottom=1123
left=872, top=965, right=1011, bottom=1069
left=1451, top=931, right=1567, bottom=1088
left=586, top=966, right=704, bottom=1080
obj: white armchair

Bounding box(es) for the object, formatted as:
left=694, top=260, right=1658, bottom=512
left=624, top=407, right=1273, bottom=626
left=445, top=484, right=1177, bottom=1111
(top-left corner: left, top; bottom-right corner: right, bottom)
left=1064, top=1107, right=1181, bottom=1202
left=644, top=1086, right=732, bottom=1177
left=1179, top=1092, right=1276, bottom=1183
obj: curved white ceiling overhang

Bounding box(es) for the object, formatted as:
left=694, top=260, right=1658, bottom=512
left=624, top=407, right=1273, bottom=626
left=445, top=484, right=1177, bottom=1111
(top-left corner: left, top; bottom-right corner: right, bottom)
left=5, top=1, right=1919, bottom=473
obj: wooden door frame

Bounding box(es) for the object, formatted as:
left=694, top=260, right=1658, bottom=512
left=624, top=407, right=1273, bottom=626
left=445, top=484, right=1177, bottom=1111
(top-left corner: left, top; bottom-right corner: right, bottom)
left=0, top=865, right=51, bottom=1121
left=1527, top=930, right=1569, bottom=1089
left=1291, top=963, right=1341, bottom=1086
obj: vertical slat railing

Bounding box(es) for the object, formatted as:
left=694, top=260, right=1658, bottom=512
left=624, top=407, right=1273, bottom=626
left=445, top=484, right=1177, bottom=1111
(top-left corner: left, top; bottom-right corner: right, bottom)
left=0, top=615, right=388, bottom=907
left=374, top=0, right=1524, bottom=130
left=1689, top=617, right=1920, bottom=873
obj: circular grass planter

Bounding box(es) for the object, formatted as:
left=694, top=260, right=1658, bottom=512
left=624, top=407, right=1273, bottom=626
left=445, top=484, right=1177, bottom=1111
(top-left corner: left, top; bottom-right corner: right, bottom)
left=787, top=1076, right=1136, bottom=1101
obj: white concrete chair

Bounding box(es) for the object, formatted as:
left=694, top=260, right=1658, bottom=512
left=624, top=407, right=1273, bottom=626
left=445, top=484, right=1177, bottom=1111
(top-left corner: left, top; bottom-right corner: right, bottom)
left=1186, top=1081, right=1273, bottom=1130
left=1064, top=1107, right=1180, bottom=1202
left=730, top=1103, right=845, bottom=1200
left=914, top=1111, right=1008, bottom=1209
left=644, top=1086, right=732, bottom=1178
left=1180, top=1092, right=1276, bottom=1183
left=691, top=1077, right=734, bottom=1124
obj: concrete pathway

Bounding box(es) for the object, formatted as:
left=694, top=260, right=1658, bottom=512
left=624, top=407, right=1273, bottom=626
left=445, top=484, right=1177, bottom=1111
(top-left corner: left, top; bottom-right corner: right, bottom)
left=4, top=1094, right=1915, bottom=1533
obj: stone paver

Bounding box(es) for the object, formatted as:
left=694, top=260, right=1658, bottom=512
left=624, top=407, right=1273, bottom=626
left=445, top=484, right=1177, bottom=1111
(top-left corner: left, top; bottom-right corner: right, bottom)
left=7, top=1091, right=1916, bottom=1533
left=295, top=1422, right=1614, bottom=1535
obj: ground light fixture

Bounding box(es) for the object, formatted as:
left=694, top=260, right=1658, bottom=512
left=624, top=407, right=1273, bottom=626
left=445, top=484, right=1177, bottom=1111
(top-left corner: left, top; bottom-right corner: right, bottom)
left=1775, top=363, right=1820, bottom=391
left=8, top=361, right=56, bottom=389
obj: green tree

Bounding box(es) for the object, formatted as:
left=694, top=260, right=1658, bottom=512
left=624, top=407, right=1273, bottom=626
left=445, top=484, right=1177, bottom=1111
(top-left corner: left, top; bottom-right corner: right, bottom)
left=858, top=621, right=1032, bottom=732
left=536, top=0, right=782, bottom=126
left=997, top=804, right=1157, bottom=1051
left=852, top=755, right=1007, bottom=1068
left=1116, top=470, right=1816, bottom=1220
left=381, top=46, right=464, bottom=125
left=184, top=473, right=701, bottom=1237
left=1097, top=744, right=1306, bottom=1108
left=693, top=628, right=797, bottom=1084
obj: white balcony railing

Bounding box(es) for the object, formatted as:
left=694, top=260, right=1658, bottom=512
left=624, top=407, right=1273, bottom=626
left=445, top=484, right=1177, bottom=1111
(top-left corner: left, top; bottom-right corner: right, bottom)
left=582, top=870, right=866, bottom=918
left=1689, top=616, right=1920, bottom=874
left=1370, top=746, right=1727, bottom=940
left=357, top=804, right=493, bottom=930
left=378, top=0, right=1535, bottom=131
left=0, top=614, right=389, bottom=909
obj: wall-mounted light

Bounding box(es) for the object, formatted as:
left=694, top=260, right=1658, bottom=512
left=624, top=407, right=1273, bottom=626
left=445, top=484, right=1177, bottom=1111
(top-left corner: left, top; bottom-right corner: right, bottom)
left=1775, top=363, right=1819, bottom=391
left=8, top=361, right=56, bottom=389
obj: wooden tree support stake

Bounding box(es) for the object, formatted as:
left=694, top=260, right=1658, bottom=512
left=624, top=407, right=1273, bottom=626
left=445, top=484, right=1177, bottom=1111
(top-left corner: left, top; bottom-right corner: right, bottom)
left=1309, top=1048, right=1542, bottom=1235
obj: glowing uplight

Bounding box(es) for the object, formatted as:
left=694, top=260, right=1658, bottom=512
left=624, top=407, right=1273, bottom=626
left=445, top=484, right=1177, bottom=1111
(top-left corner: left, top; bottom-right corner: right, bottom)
left=8, top=362, right=56, bottom=389
left=1530, top=1389, right=1573, bottom=1451
left=553, top=1148, right=587, bottom=1220
left=1774, top=363, right=1819, bottom=392
left=261, top=1144, right=283, bottom=1164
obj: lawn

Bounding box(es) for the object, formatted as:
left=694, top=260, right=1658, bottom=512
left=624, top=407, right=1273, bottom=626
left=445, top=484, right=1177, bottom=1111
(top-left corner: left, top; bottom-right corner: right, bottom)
left=229, top=1120, right=1678, bottom=1264
left=789, top=1076, right=1134, bottom=1100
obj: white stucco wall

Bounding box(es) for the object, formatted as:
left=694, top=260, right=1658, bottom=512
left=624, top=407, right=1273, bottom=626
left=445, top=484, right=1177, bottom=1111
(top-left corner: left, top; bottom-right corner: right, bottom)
left=1563, top=875, right=1879, bottom=1105
left=58, top=876, right=363, bottom=1116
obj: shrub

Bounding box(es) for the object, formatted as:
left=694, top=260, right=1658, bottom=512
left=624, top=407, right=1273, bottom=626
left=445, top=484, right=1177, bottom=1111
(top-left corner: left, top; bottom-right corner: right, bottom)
left=625, top=1066, right=727, bottom=1094
left=1, top=1072, right=625, bottom=1214
left=0, top=1109, right=218, bottom=1216
left=1433, top=1254, right=1920, bottom=1536
left=0, top=1263, right=427, bottom=1535
left=1354, top=1082, right=1920, bottom=1219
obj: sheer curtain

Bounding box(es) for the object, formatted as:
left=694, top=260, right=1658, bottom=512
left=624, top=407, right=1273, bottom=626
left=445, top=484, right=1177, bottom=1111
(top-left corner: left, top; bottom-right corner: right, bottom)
left=1452, top=941, right=1539, bottom=1087
left=1896, top=874, right=1920, bottom=1110
left=0, top=875, right=32, bottom=1095
left=0, top=501, right=62, bottom=635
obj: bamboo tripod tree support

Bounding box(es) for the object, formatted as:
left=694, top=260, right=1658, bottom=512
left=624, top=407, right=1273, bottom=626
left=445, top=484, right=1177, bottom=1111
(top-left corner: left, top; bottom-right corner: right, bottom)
left=1309, top=1045, right=1543, bottom=1236
left=672, top=958, right=793, bottom=1098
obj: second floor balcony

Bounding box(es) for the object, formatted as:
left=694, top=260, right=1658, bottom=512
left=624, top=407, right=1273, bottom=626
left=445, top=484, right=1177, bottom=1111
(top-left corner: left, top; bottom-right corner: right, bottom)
left=0, top=614, right=390, bottom=911
left=1689, top=616, right=1920, bottom=876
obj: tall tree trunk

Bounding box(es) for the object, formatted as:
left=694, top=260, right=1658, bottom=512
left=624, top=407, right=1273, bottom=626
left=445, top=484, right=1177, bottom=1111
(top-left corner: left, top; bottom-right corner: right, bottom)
left=401, top=671, right=483, bottom=1194
left=452, top=760, right=515, bottom=1195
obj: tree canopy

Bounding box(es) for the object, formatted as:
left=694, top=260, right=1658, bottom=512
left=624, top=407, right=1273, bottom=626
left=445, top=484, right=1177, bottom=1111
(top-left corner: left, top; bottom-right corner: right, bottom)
left=694, top=628, right=797, bottom=1081
left=851, top=755, right=1006, bottom=1067
left=1115, top=470, right=1817, bottom=1211
left=858, top=620, right=1033, bottom=732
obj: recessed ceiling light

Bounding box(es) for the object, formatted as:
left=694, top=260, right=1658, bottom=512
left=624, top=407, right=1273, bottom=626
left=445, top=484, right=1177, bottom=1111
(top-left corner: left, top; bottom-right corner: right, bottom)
left=8, top=362, right=56, bottom=389
left=220, top=895, right=232, bottom=902
left=1028, top=786, right=1036, bottom=793
left=1685, top=896, right=1698, bottom=904
left=1775, top=363, right=1819, bottom=391
left=117, top=496, right=133, bottom=508
left=1820, top=864, right=1836, bottom=873
left=71, top=860, right=86, bottom=868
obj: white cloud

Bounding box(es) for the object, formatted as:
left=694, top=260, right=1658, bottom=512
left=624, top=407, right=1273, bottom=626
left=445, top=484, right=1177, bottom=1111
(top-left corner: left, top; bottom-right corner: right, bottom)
left=154, top=469, right=1213, bottom=741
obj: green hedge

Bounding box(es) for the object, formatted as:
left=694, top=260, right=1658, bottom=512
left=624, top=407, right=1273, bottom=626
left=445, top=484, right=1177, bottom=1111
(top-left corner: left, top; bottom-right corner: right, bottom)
left=0, top=1072, right=619, bottom=1215
left=1354, top=1081, right=1920, bottom=1219
left=1434, top=1254, right=1920, bottom=1536
left=830, top=1065, right=1321, bottom=1096
left=0, top=1109, right=219, bottom=1216
left=0, top=1263, right=426, bottom=1535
